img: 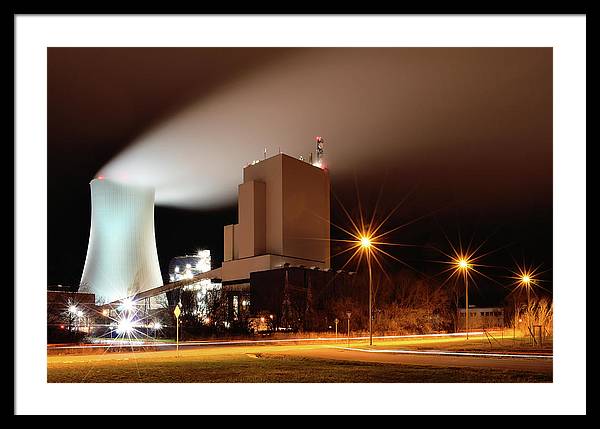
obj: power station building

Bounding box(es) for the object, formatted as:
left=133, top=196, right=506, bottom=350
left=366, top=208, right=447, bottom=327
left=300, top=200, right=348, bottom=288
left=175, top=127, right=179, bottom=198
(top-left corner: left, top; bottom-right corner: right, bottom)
left=218, top=152, right=341, bottom=327
left=73, top=146, right=353, bottom=332
left=79, top=178, right=163, bottom=304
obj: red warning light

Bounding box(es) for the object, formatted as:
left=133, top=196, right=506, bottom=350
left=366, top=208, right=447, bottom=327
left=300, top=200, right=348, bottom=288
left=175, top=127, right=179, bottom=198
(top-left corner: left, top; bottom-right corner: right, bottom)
left=60, top=324, right=65, bottom=329
left=97, top=176, right=104, bottom=180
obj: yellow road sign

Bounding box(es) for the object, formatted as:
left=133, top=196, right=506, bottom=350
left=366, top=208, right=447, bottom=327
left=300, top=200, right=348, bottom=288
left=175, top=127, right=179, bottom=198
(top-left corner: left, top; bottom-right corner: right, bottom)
left=174, top=305, right=181, bottom=319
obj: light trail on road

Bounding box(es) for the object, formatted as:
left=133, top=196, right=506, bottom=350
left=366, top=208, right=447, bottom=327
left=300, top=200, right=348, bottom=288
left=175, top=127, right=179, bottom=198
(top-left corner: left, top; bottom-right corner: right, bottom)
left=48, top=331, right=489, bottom=350
left=338, top=347, right=553, bottom=359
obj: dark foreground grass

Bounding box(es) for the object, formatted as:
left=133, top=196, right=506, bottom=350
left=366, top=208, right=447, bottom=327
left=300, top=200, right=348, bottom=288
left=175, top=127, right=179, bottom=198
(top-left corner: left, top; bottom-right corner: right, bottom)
left=48, top=352, right=551, bottom=383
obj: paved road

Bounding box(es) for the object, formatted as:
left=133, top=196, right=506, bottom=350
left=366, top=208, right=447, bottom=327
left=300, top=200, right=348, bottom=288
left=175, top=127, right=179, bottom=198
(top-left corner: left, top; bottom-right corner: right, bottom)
left=279, top=347, right=553, bottom=374
left=48, top=338, right=552, bottom=375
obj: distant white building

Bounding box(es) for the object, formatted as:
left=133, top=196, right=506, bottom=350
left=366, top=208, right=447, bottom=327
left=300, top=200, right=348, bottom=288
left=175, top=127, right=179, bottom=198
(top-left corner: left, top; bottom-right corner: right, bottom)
left=168, top=250, right=222, bottom=318
left=458, top=307, right=505, bottom=330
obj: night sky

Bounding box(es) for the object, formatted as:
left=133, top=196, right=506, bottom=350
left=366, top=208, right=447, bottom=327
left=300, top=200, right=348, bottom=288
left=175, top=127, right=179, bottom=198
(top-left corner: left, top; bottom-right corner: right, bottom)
left=47, top=48, right=552, bottom=306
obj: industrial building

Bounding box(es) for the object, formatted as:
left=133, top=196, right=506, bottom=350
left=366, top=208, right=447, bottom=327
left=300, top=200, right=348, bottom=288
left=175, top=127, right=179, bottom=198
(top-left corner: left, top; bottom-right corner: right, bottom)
left=249, top=265, right=356, bottom=331
left=71, top=141, right=348, bottom=332
left=47, top=290, right=96, bottom=335
left=217, top=151, right=332, bottom=325
left=166, top=250, right=222, bottom=315
left=458, top=307, right=505, bottom=330
left=222, top=152, right=330, bottom=281
left=168, top=250, right=213, bottom=283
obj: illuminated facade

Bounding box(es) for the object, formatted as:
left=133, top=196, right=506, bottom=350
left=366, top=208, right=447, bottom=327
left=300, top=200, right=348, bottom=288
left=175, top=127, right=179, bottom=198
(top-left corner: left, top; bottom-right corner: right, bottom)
left=80, top=178, right=163, bottom=304
left=222, top=153, right=330, bottom=282
left=168, top=250, right=212, bottom=283
left=221, top=152, right=330, bottom=321
left=167, top=250, right=222, bottom=317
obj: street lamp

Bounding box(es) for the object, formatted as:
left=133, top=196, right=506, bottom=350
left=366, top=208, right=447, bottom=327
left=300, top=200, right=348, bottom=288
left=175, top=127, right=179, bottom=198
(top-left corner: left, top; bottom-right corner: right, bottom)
left=359, top=234, right=373, bottom=346
left=520, top=273, right=533, bottom=343
left=151, top=321, right=162, bottom=340
left=67, top=304, right=78, bottom=332
left=507, top=263, right=544, bottom=344
left=456, top=257, right=472, bottom=339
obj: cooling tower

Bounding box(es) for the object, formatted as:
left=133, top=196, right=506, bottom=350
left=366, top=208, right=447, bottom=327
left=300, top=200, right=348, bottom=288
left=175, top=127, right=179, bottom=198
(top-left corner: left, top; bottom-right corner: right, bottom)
left=80, top=178, right=163, bottom=304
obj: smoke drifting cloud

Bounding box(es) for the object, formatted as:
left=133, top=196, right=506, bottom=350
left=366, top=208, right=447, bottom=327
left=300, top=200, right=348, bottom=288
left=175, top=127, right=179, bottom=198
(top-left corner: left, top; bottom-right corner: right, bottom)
left=100, top=48, right=551, bottom=210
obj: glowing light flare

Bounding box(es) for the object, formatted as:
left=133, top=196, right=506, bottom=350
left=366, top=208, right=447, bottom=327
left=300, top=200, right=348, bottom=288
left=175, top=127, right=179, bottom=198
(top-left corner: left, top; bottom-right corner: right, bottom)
left=323, top=185, right=427, bottom=282
left=433, top=234, right=502, bottom=291
left=116, top=317, right=134, bottom=335
left=360, top=235, right=372, bottom=249
left=119, top=297, right=136, bottom=313
left=457, top=258, right=470, bottom=270
left=506, top=262, right=550, bottom=297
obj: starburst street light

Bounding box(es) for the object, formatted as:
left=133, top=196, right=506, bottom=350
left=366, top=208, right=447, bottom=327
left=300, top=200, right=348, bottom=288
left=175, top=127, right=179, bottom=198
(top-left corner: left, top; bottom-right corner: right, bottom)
left=519, top=271, right=533, bottom=340
left=326, top=186, right=426, bottom=347
left=119, top=297, right=136, bottom=313
left=506, top=262, right=549, bottom=342
left=454, top=255, right=473, bottom=339
left=358, top=234, right=374, bottom=346
left=360, top=235, right=372, bottom=249
left=507, top=263, right=545, bottom=309
left=434, top=234, right=501, bottom=340
left=116, top=316, right=134, bottom=335
left=64, top=301, right=82, bottom=332
left=331, top=221, right=415, bottom=348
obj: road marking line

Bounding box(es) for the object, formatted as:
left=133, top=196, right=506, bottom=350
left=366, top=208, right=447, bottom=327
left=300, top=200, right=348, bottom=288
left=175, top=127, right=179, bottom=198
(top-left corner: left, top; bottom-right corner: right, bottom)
left=336, top=347, right=553, bottom=359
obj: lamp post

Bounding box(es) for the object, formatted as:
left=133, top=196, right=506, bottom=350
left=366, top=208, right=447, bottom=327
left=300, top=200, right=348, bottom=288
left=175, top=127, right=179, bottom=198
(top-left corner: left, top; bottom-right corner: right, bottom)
left=334, top=318, right=339, bottom=340
left=513, top=299, right=517, bottom=341
left=457, top=258, right=471, bottom=339
left=521, top=274, right=532, bottom=344
left=346, top=311, right=352, bottom=347
left=68, top=305, right=78, bottom=333
left=359, top=235, right=373, bottom=346
left=174, top=305, right=181, bottom=355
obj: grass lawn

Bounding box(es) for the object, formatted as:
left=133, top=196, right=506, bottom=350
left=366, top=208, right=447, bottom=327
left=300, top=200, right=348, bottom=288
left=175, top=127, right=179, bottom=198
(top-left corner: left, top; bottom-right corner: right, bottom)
left=48, top=351, right=551, bottom=383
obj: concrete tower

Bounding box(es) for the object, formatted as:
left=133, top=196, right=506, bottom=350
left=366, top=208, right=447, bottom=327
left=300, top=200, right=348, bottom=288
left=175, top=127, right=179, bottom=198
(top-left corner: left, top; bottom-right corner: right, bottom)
left=80, top=178, right=163, bottom=304
left=221, top=153, right=330, bottom=284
